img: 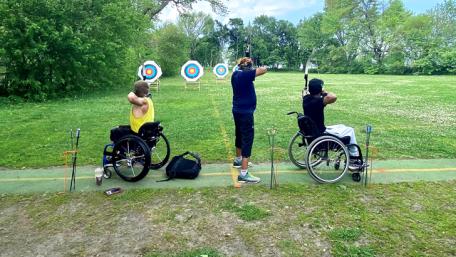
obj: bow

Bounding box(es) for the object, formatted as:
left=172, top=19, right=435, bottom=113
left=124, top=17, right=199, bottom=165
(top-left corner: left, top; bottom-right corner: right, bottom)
left=302, top=48, right=316, bottom=98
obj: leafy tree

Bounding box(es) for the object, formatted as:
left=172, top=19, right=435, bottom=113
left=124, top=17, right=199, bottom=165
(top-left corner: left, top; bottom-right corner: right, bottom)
left=0, top=0, right=149, bottom=100
left=276, top=20, right=300, bottom=69
left=141, top=0, right=226, bottom=18
left=149, top=23, right=189, bottom=76
left=178, top=12, right=213, bottom=60
left=322, top=0, right=361, bottom=72
left=251, top=16, right=280, bottom=67
left=227, top=18, right=246, bottom=62
left=192, top=21, right=227, bottom=66
left=297, top=14, right=331, bottom=71
left=398, top=14, right=432, bottom=73
left=418, top=0, right=456, bottom=74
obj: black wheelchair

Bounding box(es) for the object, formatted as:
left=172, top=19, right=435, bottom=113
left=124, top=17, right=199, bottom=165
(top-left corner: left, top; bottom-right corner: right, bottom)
left=287, top=112, right=365, bottom=183
left=102, top=122, right=170, bottom=182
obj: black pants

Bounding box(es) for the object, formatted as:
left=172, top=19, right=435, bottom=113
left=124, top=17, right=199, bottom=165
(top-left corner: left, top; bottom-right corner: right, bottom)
left=233, top=112, right=254, bottom=158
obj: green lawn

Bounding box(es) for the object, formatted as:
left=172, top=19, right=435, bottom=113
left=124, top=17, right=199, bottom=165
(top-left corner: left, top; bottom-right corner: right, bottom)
left=0, top=72, right=455, bottom=168
left=1, top=182, right=455, bottom=256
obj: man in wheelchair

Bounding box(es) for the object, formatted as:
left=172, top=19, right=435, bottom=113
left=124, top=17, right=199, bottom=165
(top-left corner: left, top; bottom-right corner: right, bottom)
left=102, top=80, right=170, bottom=182
left=128, top=80, right=154, bottom=133
left=303, top=78, right=363, bottom=171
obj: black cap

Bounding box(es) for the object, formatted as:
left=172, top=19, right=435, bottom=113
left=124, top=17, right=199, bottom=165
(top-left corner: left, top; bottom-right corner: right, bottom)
left=308, top=78, right=324, bottom=95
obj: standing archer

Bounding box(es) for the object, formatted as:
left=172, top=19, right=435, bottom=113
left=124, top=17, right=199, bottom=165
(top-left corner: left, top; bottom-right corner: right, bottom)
left=231, top=57, right=267, bottom=183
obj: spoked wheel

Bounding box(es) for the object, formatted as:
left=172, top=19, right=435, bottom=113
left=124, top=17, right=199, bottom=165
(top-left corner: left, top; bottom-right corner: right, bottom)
left=112, top=135, right=151, bottom=182
left=306, top=136, right=349, bottom=183
left=288, top=132, right=309, bottom=169
left=149, top=133, right=170, bottom=170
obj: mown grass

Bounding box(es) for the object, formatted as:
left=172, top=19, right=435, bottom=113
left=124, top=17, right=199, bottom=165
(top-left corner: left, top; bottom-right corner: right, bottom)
left=1, top=181, right=455, bottom=256
left=0, top=72, right=455, bottom=168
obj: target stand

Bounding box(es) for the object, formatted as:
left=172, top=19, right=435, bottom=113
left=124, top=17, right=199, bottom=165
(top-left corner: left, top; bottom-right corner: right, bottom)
left=148, top=79, right=160, bottom=92
left=184, top=80, right=201, bottom=90
left=215, top=77, right=227, bottom=84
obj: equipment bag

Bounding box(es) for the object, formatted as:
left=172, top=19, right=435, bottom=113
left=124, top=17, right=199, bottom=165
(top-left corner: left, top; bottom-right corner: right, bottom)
left=158, top=152, right=201, bottom=182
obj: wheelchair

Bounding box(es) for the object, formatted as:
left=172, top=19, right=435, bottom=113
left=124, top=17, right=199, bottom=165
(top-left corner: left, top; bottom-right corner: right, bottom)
left=102, top=122, right=171, bottom=182
left=287, top=112, right=365, bottom=183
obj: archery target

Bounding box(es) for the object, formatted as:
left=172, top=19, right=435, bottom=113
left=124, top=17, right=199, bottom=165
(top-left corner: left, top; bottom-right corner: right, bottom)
left=213, top=63, right=229, bottom=78
left=181, top=60, right=204, bottom=82
left=137, top=61, right=162, bottom=83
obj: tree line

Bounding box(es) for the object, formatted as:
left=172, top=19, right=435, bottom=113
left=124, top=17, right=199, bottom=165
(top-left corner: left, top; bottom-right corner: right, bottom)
left=1, top=0, right=454, bottom=101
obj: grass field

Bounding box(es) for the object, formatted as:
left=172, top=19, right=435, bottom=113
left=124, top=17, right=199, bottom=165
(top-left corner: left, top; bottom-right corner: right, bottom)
left=1, top=182, right=455, bottom=256
left=0, top=72, right=455, bottom=168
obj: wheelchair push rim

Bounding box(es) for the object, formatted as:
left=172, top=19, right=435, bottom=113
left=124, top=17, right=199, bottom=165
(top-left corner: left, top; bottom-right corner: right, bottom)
left=148, top=133, right=171, bottom=170
left=306, top=136, right=349, bottom=184
left=288, top=132, right=324, bottom=169
left=288, top=132, right=309, bottom=169
left=112, top=135, right=151, bottom=182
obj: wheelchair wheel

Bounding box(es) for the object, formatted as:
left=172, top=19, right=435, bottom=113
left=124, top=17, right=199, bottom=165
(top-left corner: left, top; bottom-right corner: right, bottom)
left=288, top=132, right=309, bottom=169
left=352, top=172, right=361, bottom=182
left=149, top=133, right=170, bottom=170
left=306, top=136, right=349, bottom=184
left=103, top=167, right=112, bottom=179
left=112, top=135, right=151, bottom=182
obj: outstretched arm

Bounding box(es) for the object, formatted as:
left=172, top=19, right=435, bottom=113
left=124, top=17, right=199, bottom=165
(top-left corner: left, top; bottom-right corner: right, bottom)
left=255, top=66, right=267, bottom=77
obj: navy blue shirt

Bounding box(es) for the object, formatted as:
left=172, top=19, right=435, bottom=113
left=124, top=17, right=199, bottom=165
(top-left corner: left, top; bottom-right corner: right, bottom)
left=231, top=69, right=257, bottom=114
left=303, top=94, right=326, bottom=133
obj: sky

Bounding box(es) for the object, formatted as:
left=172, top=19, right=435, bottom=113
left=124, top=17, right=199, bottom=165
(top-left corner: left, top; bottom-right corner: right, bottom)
left=158, top=0, right=446, bottom=25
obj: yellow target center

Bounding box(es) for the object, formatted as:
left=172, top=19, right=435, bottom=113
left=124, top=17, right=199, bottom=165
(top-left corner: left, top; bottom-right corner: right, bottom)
left=189, top=68, right=196, bottom=74
left=146, top=69, right=153, bottom=75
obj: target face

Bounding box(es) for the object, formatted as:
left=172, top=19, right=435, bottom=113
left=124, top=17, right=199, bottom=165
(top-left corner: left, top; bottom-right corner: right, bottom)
left=181, top=60, right=204, bottom=82
left=138, top=61, right=162, bottom=83
left=213, top=63, right=229, bottom=78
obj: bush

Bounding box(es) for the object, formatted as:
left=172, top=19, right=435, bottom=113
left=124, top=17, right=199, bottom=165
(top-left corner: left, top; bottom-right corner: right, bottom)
left=0, top=0, right=149, bottom=101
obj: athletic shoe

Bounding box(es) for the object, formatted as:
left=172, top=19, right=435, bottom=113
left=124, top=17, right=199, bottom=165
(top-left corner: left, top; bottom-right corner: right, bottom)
left=348, top=159, right=363, bottom=171
left=237, top=172, right=261, bottom=183
left=232, top=159, right=253, bottom=168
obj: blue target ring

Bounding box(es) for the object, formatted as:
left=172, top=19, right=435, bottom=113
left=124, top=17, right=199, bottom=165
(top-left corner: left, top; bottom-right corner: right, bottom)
left=215, top=65, right=227, bottom=76
left=184, top=64, right=200, bottom=79
left=143, top=64, right=158, bottom=80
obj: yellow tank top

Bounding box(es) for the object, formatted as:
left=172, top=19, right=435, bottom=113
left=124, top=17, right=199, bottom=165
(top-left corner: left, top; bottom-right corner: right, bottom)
left=130, top=98, right=154, bottom=133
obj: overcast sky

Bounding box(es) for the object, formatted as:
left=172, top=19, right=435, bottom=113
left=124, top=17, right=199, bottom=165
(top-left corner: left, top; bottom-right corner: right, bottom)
left=158, top=0, right=446, bottom=24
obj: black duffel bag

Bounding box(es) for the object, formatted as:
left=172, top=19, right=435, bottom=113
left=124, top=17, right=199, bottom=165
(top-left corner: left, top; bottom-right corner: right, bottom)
left=158, top=152, right=201, bottom=182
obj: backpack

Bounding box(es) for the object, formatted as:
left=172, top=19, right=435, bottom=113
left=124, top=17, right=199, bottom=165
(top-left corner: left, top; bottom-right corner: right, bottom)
left=158, top=152, right=201, bottom=181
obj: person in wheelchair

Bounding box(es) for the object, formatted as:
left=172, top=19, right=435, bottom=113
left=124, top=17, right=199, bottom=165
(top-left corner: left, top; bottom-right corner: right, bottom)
left=128, top=80, right=154, bottom=133
left=102, top=80, right=170, bottom=182
left=303, top=78, right=362, bottom=170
